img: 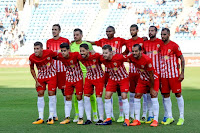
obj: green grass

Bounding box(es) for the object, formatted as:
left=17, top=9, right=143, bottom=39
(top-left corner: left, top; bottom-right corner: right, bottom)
left=0, top=67, right=200, bottom=133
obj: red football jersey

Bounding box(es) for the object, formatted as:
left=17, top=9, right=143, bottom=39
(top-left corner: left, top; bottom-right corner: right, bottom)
left=128, top=53, right=158, bottom=81
left=143, top=38, right=164, bottom=74
left=160, top=41, right=182, bottom=78
left=126, top=37, right=144, bottom=73
left=78, top=53, right=104, bottom=80
left=100, top=54, right=128, bottom=81
left=46, top=37, right=70, bottom=72
left=29, top=50, right=57, bottom=79
left=57, top=52, right=83, bottom=82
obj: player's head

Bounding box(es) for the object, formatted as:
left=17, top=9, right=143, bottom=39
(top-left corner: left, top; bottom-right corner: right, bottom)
left=52, top=24, right=61, bottom=38
left=102, top=44, right=113, bottom=60
left=130, top=24, right=139, bottom=37
left=106, top=26, right=115, bottom=39
left=34, top=41, right=43, bottom=57
left=60, top=43, right=70, bottom=58
left=161, top=28, right=170, bottom=43
left=149, top=26, right=157, bottom=39
left=132, top=44, right=142, bottom=59
left=80, top=43, right=89, bottom=58
left=74, top=28, right=83, bottom=42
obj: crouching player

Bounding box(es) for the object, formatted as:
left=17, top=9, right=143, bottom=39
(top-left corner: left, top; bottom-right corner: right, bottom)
left=78, top=44, right=105, bottom=125
left=128, top=44, right=159, bottom=127
left=57, top=43, right=84, bottom=125
left=30, top=42, right=57, bottom=124
left=100, top=45, right=130, bottom=126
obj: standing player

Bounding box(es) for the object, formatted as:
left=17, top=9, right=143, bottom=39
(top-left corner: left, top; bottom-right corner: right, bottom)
left=78, top=44, right=105, bottom=125
left=128, top=44, right=160, bottom=127
left=30, top=42, right=57, bottom=124
left=143, top=26, right=165, bottom=124
left=88, top=26, right=126, bottom=122
left=46, top=24, right=70, bottom=121
left=70, top=28, right=98, bottom=122
left=160, top=28, right=185, bottom=125
left=57, top=43, right=84, bottom=125
left=100, top=45, right=130, bottom=126
left=123, top=24, right=147, bottom=123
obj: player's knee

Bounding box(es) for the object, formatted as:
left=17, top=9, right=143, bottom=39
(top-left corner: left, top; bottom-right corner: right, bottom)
left=135, top=93, right=142, bottom=99
left=175, top=93, right=181, bottom=97
left=38, top=91, right=44, bottom=97
left=48, top=91, right=55, bottom=96
left=76, top=95, right=82, bottom=101
left=162, top=93, right=170, bottom=98
left=66, top=95, right=72, bottom=101
left=121, top=93, right=128, bottom=99
left=105, top=95, right=111, bottom=99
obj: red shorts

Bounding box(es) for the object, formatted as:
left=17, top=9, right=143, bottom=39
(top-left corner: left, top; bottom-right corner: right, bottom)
left=104, top=72, right=109, bottom=85
left=135, top=78, right=159, bottom=94
left=57, top=71, right=66, bottom=89
left=65, top=80, right=83, bottom=96
left=106, top=78, right=129, bottom=93
left=37, top=76, right=57, bottom=92
left=161, top=77, right=181, bottom=93
left=84, top=77, right=105, bottom=96
left=129, top=72, right=140, bottom=93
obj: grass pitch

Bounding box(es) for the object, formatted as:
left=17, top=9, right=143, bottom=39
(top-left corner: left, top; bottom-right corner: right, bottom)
left=0, top=67, right=200, bottom=133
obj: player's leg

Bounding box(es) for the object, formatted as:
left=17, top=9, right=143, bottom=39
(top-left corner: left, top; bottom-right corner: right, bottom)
left=141, top=93, right=147, bottom=123
left=171, top=78, right=184, bottom=125
left=149, top=79, right=159, bottom=127
left=90, top=93, right=98, bottom=122
left=146, top=93, right=154, bottom=123
left=60, top=82, right=73, bottom=124
left=94, top=77, right=105, bottom=125
left=119, top=78, right=130, bottom=126
left=32, top=87, right=45, bottom=124
left=75, top=80, right=84, bottom=125
left=116, top=87, right=124, bottom=123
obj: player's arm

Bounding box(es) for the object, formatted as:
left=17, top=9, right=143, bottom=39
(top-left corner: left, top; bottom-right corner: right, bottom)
left=86, top=41, right=96, bottom=45
left=179, top=55, right=185, bottom=82
left=122, top=46, right=129, bottom=55
left=30, top=63, right=42, bottom=88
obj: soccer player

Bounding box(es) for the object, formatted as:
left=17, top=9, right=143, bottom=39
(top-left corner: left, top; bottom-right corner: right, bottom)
left=78, top=44, right=105, bottom=125
left=160, top=28, right=185, bottom=125
left=123, top=24, right=147, bottom=123
left=100, top=45, right=130, bottom=126
left=88, top=26, right=126, bottom=122
left=70, top=28, right=98, bottom=122
left=143, top=26, right=164, bottom=124
left=46, top=24, right=70, bottom=121
left=30, top=42, right=57, bottom=124
left=128, top=44, right=159, bottom=127
left=56, top=43, right=84, bottom=125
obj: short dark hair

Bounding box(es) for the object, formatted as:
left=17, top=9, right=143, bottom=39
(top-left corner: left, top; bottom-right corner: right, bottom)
left=149, top=26, right=157, bottom=32
left=130, top=24, right=138, bottom=30
left=102, top=44, right=112, bottom=52
left=74, top=28, right=83, bottom=35
left=53, top=24, right=61, bottom=31
left=162, top=28, right=170, bottom=34
left=34, top=41, right=43, bottom=48
left=60, top=43, right=70, bottom=49
left=133, top=44, right=142, bottom=51
left=80, top=43, right=89, bottom=50
left=107, top=26, right=115, bottom=32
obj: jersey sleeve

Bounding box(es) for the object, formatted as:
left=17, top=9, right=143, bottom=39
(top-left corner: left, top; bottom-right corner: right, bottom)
left=120, top=38, right=127, bottom=46
left=87, top=42, right=94, bottom=51
left=174, top=43, right=182, bottom=57
left=46, top=40, right=50, bottom=49
left=119, top=54, right=128, bottom=62
left=145, top=58, right=154, bottom=71
left=50, top=50, right=58, bottom=57
left=95, top=39, right=103, bottom=47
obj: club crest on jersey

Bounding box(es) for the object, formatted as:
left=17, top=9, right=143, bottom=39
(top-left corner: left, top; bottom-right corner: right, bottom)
left=168, top=49, right=171, bottom=53
left=140, top=69, right=144, bottom=72
left=114, top=62, right=117, bottom=66
left=141, top=65, right=144, bottom=68
left=70, top=65, right=75, bottom=68
left=70, top=60, right=73, bottom=64
left=91, top=65, right=96, bottom=68
left=93, top=59, right=96, bottom=62
left=46, top=62, right=50, bottom=66
left=157, top=44, right=160, bottom=48
left=115, top=41, right=118, bottom=44
left=148, top=63, right=152, bottom=68
left=114, top=67, right=118, bottom=71
left=164, top=55, right=169, bottom=60
left=112, top=47, right=116, bottom=51
left=153, top=50, right=158, bottom=55
left=47, top=57, right=50, bottom=60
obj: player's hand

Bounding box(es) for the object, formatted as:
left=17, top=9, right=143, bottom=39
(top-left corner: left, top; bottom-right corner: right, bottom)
left=178, top=73, right=184, bottom=82
left=36, top=81, right=43, bottom=88
left=150, top=88, right=157, bottom=97
left=90, top=50, right=96, bottom=55
left=142, top=36, right=148, bottom=41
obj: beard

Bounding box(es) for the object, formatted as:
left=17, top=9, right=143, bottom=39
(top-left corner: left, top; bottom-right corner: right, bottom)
left=131, top=33, right=137, bottom=38
left=149, top=35, right=156, bottom=38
